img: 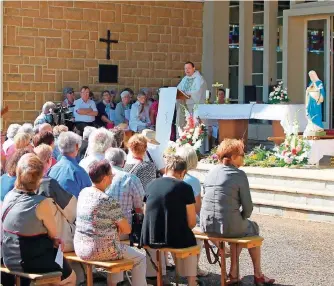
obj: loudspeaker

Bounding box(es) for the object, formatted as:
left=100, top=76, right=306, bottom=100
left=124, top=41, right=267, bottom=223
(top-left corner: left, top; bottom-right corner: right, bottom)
left=244, top=85, right=256, bottom=103
left=99, top=64, right=118, bottom=83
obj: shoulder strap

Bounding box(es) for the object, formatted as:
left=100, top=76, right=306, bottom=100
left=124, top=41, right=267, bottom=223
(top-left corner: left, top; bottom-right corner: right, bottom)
left=146, top=151, right=154, bottom=163
left=2, top=194, right=24, bottom=223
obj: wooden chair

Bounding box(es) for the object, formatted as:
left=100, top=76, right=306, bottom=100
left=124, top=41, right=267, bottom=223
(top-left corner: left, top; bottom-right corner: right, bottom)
left=0, top=265, right=62, bottom=286
left=122, top=240, right=200, bottom=286
left=63, top=252, right=134, bottom=286
left=193, top=230, right=264, bottom=286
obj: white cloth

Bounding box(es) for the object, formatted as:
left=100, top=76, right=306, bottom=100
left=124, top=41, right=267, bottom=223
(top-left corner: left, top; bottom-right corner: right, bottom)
left=129, top=101, right=151, bottom=132
left=79, top=153, right=105, bottom=173
left=127, top=143, right=165, bottom=171
left=73, top=98, right=97, bottom=123
left=177, top=71, right=207, bottom=105
left=307, top=139, right=334, bottom=165
left=2, top=139, right=14, bottom=154
left=196, top=104, right=308, bottom=133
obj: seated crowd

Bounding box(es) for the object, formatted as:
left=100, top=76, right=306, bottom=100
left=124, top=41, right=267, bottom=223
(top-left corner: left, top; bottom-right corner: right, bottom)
left=0, top=86, right=275, bottom=286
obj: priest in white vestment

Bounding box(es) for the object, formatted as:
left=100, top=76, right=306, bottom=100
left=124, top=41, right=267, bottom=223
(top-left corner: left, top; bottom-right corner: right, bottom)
left=176, top=61, right=207, bottom=129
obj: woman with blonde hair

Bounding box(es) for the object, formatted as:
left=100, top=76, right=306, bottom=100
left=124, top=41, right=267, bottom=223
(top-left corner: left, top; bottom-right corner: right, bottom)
left=2, top=153, right=76, bottom=285
left=123, top=134, right=156, bottom=190
left=200, top=139, right=275, bottom=285
left=6, top=133, right=33, bottom=159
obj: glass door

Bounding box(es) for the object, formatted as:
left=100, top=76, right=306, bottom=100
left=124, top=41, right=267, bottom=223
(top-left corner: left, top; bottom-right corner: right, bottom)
left=306, top=18, right=331, bottom=129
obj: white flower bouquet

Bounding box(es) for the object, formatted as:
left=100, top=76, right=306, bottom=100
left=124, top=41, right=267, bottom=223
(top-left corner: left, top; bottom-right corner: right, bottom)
left=268, top=81, right=289, bottom=104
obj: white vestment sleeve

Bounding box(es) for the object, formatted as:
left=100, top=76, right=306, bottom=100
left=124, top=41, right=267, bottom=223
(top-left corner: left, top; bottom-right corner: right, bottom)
left=187, top=74, right=207, bottom=104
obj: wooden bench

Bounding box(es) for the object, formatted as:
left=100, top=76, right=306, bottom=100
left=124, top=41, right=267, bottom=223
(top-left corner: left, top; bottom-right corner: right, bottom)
left=122, top=240, right=200, bottom=286
left=63, top=252, right=134, bottom=286
left=193, top=230, right=264, bottom=286
left=1, top=265, right=62, bottom=285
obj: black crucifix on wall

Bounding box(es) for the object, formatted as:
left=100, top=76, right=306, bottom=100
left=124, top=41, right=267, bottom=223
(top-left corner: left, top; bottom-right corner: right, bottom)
left=99, top=30, right=118, bottom=60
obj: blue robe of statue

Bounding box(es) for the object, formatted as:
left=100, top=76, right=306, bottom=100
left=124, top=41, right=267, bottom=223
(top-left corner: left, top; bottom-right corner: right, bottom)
left=306, top=80, right=325, bottom=129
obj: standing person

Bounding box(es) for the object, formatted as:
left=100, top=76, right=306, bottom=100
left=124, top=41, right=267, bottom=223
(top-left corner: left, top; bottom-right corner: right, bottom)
left=176, top=61, right=207, bottom=129
left=62, top=87, right=76, bottom=112
left=74, top=160, right=147, bottom=286
left=129, top=91, right=151, bottom=132
left=1, top=154, right=76, bottom=285
left=200, top=139, right=275, bottom=285
left=48, top=132, right=91, bottom=198
left=123, top=134, right=156, bottom=191
left=115, top=91, right=132, bottom=126
left=141, top=155, right=198, bottom=286
left=73, top=86, right=98, bottom=136
left=96, top=90, right=117, bottom=128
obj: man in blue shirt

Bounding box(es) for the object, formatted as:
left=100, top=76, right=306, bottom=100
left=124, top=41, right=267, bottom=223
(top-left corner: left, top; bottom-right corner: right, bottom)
left=48, top=131, right=91, bottom=198
left=73, top=86, right=98, bottom=136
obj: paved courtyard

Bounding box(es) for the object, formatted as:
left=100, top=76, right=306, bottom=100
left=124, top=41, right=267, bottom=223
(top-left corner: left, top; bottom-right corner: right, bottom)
left=92, top=214, right=334, bottom=286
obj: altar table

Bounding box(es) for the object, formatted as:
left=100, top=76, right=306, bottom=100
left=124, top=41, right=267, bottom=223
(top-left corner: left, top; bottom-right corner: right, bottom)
left=195, top=104, right=307, bottom=142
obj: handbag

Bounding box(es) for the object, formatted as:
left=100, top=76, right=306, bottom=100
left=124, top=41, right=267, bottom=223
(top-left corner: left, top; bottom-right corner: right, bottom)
left=129, top=209, right=144, bottom=247
left=203, top=240, right=221, bottom=266
left=146, top=151, right=162, bottom=178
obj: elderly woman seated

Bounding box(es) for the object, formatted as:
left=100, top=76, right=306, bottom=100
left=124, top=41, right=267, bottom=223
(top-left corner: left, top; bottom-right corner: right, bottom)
left=141, top=155, right=198, bottom=286
left=115, top=90, right=132, bottom=126
left=18, top=123, right=35, bottom=139
left=129, top=91, right=151, bottom=132
left=6, top=132, right=34, bottom=159
left=74, top=160, right=147, bottom=286
left=35, top=144, right=77, bottom=252
left=123, top=134, right=156, bottom=191
left=79, top=128, right=115, bottom=172
left=2, top=124, right=21, bottom=155
left=2, top=153, right=76, bottom=285
left=200, top=139, right=275, bottom=285
left=48, top=131, right=91, bottom=198
left=105, top=148, right=145, bottom=225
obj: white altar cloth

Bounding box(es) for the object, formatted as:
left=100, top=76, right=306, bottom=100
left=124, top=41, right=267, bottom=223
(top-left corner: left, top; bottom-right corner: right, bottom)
left=195, top=104, right=307, bottom=132
left=307, top=139, right=334, bottom=165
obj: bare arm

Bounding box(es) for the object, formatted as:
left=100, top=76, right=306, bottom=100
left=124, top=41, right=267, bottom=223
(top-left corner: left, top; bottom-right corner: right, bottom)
left=116, top=218, right=131, bottom=235
left=101, top=115, right=113, bottom=124
left=186, top=203, right=196, bottom=229
left=77, top=108, right=98, bottom=116
left=36, top=198, right=58, bottom=239
left=194, top=194, right=202, bottom=215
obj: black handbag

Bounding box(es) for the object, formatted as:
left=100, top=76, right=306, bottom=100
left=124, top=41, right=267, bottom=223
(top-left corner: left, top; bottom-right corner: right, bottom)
left=129, top=209, right=144, bottom=247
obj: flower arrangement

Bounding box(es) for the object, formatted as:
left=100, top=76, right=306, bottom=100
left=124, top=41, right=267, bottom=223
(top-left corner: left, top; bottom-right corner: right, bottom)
left=164, top=107, right=207, bottom=156
left=268, top=81, right=289, bottom=104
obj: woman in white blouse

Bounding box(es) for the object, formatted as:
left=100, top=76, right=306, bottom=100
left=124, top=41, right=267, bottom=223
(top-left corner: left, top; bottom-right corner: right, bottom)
left=129, top=91, right=151, bottom=132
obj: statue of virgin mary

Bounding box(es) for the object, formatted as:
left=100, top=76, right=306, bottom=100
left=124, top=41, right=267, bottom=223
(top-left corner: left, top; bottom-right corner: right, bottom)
left=303, top=70, right=326, bottom=137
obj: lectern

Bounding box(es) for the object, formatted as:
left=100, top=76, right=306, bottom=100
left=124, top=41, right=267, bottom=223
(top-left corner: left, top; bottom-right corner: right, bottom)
left=176, top=89, right=190, bottom=101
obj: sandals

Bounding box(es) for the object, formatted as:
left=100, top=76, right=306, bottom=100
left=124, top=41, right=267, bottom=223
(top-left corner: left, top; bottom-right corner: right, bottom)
left=226, top=273, right=240, bottom=285
left=254, top=274, right=275, bottom=286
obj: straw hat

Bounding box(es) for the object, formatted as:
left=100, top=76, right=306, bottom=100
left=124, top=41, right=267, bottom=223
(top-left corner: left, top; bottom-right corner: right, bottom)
left=141, top=129, right=160, bottom=145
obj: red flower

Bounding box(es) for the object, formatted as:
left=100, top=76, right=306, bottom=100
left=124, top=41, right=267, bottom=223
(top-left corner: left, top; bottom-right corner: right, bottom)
left=291, top=148, right=297, bottom=155
left=282, top=150, right=287, bottom=156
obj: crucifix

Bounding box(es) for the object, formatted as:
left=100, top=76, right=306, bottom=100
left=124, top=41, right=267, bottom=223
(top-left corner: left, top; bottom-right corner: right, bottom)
left=99, top=30, right=118, bottom=60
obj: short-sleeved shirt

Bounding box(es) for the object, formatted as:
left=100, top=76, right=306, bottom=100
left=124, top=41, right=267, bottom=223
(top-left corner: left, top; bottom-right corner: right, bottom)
left=106, top=166, right=145, bottom=223
left=123, top=161, right=156, bottom=191
left=73, top=98, right=97, bottom=123
left=74, top=187, right=124, bottom=261
left=48, top=156, right=91, bottom=198
left=183, top=173, right=201, bottom=198
left=140, top=177, right=196, bottom=249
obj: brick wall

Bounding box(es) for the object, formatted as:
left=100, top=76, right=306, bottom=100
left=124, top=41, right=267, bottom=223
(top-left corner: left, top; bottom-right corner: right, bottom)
left=2, top=1, right=203, bottom=128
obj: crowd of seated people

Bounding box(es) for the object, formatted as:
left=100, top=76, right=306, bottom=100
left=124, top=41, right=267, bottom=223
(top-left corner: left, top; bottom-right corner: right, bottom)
left=0, top=84, right=275, bottom=286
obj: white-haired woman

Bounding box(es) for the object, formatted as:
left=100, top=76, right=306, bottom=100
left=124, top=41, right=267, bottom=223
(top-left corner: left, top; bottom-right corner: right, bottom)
left=49, top=131, right=91, bottom=198
left=34, top=101, right=56, bottom=126
left=79, top=128, right=115, bottom=172
left=129, top=91, right=151, bottom=132
left=18, top=123, right=34, bottom=139
left=115, top=90, right=132, bottom=126
left=3, top=124, right=21, bottom=155
left=78, top=126, right=96, bottom=161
